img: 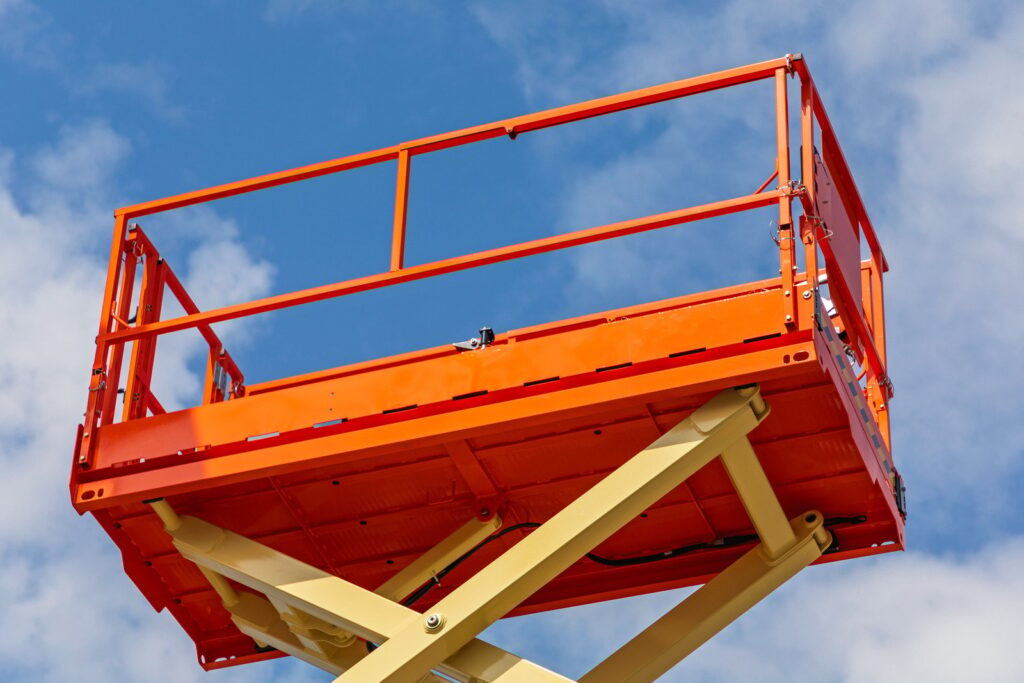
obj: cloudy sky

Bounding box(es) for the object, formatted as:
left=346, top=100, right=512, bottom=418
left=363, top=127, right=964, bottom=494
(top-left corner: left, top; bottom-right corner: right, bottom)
left=1, top=1, right=1022, bottom=681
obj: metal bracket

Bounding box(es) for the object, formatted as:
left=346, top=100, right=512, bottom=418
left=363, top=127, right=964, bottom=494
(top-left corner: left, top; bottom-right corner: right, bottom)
left=785, top=53, right=803, bottom=76
left=769, top=220, right=795, bottom=246
left=780, top=179, right=807, bottom=197
left=803, top=214, right=834, bottom=242
left=452, top=326, right=495, bottom=351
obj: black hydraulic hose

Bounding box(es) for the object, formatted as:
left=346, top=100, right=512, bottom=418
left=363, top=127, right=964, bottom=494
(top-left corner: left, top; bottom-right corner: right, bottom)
left=400, top=515, right=868, bottom=607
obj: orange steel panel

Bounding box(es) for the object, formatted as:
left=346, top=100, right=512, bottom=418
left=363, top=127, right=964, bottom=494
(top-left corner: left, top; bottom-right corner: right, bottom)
left=72, top=55, right=900, bottom=670
left=815, top=154, right=862, bottom=312
left=90, top=283, right=791, bottom=470
left=76, top=276, right=816, bottom=506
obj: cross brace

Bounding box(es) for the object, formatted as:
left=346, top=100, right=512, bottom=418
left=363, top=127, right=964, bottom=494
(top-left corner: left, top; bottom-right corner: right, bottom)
left=149, top=386, right=830, bottom=682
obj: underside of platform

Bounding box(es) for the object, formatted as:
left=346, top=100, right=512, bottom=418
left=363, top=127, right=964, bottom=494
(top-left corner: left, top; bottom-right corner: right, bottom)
left=80, top=273, right=902, bottom=669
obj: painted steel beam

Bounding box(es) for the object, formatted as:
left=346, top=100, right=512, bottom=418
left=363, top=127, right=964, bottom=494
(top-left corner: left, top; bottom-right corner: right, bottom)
left=151, top=502, right=566, bottom=682
left=579, top=512, right=830, bottom=683
left=335, top=386, right=768, bottom=682
left=720, top=438, right=794, bottom=559
left=375, top=515, right=502, bottom=603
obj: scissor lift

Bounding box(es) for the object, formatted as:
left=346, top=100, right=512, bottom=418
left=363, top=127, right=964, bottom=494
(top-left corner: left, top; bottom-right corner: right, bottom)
left=72, top=55, right=904, bottom=681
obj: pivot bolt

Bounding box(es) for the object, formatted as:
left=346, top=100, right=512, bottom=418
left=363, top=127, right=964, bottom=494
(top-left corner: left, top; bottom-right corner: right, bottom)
left=424, top=613, right=446, bottom=633
left=802, top=291, right=812, bottom=299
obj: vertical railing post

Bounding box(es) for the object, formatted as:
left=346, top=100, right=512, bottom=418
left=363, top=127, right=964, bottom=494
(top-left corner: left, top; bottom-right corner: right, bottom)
left=799, top=71, right=818, bottom=285
left=203, top=343, right=225, bottom=404
left=866, top=257, right=890, bottom=447
left=122, top=250, right=166, bottom=421
left=775, top=68, right=796, bottom=326
left=390, top=148, right=411, bottom=271
left=79, top=214, right=131, bottom=465
left=99, top=226, right=140, bottom=426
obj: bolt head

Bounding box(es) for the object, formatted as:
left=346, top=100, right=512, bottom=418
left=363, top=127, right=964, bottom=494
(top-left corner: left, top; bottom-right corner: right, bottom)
left=802, top=291, right=812, bottom=299
left=424, top=612, right=446, bottom=632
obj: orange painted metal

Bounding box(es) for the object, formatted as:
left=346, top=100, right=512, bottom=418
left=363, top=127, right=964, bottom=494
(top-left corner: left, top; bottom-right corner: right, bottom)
left=71, top=55, right=902, bottom=670
left=774, top=68, right=798, bottom=330
left=390, top=148, right=411, bottom=271
left=99, top=191, right=782, bottom=348
left=112, top=57, right=790, bottom=220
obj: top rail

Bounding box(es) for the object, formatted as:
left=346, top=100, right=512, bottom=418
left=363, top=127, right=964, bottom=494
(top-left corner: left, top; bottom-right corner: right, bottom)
left=114, top=56, right=790, bottom=219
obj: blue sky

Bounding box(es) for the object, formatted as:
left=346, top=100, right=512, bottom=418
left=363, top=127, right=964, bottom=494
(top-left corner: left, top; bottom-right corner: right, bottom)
left=1, top=1, right=1022, bottom=681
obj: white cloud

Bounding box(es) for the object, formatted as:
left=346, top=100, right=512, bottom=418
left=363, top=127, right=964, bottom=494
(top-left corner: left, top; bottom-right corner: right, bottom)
left=683, top=541, right=1024, bottom=682
left=73, top=61, right=184, bottom=121
left=0, top=1, right=179, bottom=118
left=826, top=2, right=1024, bottom=525
left=29, top=119, right=133, bottom=197
left=474, top=0, right=808, bottom=107
left=144, top=206, right=277, bottom=412
left=484, top=540, right=1024, bottom=681
left=0, top=120, right=303, bottom=680
left=0, top=0, right=64, bottom=71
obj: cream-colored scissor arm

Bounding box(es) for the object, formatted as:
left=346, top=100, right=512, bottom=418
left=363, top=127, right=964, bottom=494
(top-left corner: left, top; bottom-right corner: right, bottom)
left=150, top=385, right=826, bottom=682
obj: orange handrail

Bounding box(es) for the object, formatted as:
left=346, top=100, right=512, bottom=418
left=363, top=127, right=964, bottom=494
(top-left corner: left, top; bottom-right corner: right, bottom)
left=78, top=55, right=891, bottom=471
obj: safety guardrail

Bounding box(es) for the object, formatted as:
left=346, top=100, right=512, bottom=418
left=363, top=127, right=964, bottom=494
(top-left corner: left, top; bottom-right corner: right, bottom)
left=76, top=54, right=890, bottom=469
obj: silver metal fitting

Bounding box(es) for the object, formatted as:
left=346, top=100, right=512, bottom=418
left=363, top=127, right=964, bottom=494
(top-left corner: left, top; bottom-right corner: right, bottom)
left=424, top=612, right=446, bottom=633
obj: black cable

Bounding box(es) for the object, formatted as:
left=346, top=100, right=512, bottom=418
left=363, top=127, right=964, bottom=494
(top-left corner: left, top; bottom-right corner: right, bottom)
left=583, top=533, right=759, bottom=567
left=399, top=515, right=869, bottom=607
left=401, top=522, right=541, bottom=607
left=824, top=515, right=867, bottom=526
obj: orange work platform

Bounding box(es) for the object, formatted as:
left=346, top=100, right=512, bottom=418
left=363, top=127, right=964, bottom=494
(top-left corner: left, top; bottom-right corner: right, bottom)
left=72, top=55, right=904, bottom=674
